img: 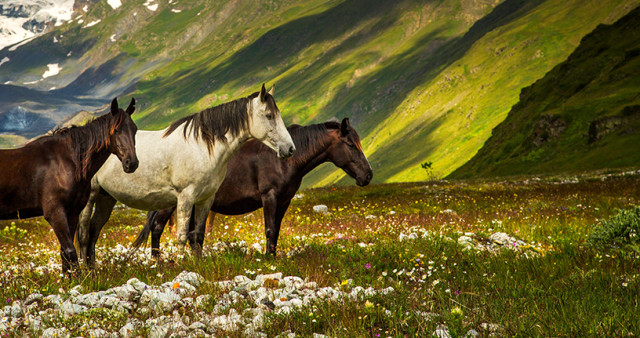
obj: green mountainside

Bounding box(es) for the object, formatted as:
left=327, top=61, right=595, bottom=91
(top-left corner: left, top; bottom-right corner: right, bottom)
left=450, top=5, right=640, bottom=179
left=1, top=0, right=638, bottom=186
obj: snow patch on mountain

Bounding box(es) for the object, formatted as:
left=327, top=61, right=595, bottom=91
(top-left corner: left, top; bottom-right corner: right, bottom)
left=0, top=57, right=9, bottom=67
left=42, top=63, right=61, bottom=78
left=144, top=0, right=158, bottom=12
left=0, top=0, right=75, bottom=50
left=107, top=0, right=122, bottom=10
left=84, top=19, right=101, bottom=28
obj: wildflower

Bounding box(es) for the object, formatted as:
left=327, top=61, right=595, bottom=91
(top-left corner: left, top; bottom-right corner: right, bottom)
left=365, top=263, right=371, bottom=269
left=432, top=279, right=440, bottom=286
left=172, top=282, right=180, bottom=289
left=451, top=306, right=463, bottom=317
left=364, top=300, right=374, bottom=309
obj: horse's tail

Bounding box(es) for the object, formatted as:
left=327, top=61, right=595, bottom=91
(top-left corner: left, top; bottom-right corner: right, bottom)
left=131, top=211, right=156, bottom=250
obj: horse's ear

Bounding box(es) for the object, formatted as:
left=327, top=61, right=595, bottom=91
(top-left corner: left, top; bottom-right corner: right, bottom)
left=260, top=83, right=267, bottom=102
left=268, top=85, right=275, bottom=96
left=111, top=98, right=119, bottom=116
left=126, top=98, right=136, bottom=115
left=341, top=118, right=350, bottom=137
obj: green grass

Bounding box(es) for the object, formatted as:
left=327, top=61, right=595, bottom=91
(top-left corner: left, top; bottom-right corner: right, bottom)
left=1, top=171, right=640, bottom=335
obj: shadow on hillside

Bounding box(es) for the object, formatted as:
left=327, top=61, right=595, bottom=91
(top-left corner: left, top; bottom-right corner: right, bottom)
left=325, top=0, right=547, bottom=185
left=135, top=0, right=413, bottom=126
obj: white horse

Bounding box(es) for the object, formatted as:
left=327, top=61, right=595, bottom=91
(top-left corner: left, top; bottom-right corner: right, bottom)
left=76, top=84, right=295, bottom=266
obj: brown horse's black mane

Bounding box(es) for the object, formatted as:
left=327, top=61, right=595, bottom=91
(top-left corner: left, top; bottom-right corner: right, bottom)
left=257, top=121, right=340, bottom=166
left=163, top=91, right=278, bottom=153
left=287, top=121, right=339, bottom=151
left=45, top=111, right=125, bottom=179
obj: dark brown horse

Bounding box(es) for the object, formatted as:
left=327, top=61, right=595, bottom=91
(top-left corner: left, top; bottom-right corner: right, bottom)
left=133, top=118, right=372, bottom=256
left=0, top=98, right=138, bottom=272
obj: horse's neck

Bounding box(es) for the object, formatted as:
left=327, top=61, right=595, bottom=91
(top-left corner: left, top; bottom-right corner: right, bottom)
left=82, top=146, right=112, bottom=181
left=291, top=131, right=334, bottom=178
left=213, top=130, right=251, bottom=164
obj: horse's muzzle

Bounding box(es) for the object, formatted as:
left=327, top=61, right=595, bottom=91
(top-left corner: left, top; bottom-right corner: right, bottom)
left=123, top=158, right=139, bottom=173
left=357, top=170, right=373, bottom=187
left=279, top=145, right=296, bottom=158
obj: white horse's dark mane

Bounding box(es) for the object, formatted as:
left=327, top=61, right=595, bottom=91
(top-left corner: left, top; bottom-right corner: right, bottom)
left=164, top=91, right=277, bottom=152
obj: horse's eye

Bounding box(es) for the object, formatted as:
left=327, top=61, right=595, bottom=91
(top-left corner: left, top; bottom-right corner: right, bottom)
left=266, top=113, right=274, bottom=120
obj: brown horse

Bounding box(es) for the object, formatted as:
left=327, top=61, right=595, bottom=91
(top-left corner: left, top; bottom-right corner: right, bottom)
left=133, top=118, right=372, bottom=256
left=0, top=98, right=138, bottom=272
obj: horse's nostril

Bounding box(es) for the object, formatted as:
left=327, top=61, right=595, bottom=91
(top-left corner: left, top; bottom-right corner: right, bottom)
left=288, top=146, right=295, bottom=156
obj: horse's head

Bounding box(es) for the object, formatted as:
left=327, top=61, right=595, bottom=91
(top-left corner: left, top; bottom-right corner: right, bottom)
left=108, top=98, right=139, bottom=173
left=328, top=118, right=373, bottom=187
left=248, top=84, right=295, bottom=158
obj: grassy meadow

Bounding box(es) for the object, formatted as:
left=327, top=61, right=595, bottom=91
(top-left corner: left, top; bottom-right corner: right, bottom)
left=1, top=170, right=640, bottom=336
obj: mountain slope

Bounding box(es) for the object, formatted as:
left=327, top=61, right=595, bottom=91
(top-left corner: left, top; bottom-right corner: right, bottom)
left=449, top=5, right=640, bottom=179
left=1, top=0, right=638, bottom=187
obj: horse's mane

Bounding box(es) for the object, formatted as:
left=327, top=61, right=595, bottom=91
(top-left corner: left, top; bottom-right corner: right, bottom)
left=49, top=111, right=125, bottom=179
left=261, top=121, right=339, bottom=166
left=288, top=121, right=339, bottom=152
left=163, top=91, right=277, bottom=153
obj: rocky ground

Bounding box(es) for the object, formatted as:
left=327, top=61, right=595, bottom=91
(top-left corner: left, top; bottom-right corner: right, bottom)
left=0, top=232, right=526, bottom=337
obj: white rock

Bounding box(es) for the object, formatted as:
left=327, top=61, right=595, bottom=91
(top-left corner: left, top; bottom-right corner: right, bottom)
left=114, top=284, right=139, bottom=301
left=61, top=300, right=86, bottom=317
left=312, top=204, right=329, bottom=214
left=188, top=321, right=207, bottom=330
left=234, top=275, right=251, bottom=284
left=489, top=232, right=526, bottom=248
left=255, top=273, right=283, bottom=285
left=87, top=328, right=111, bottom=337
left=174, top=271, right=204, bottom=288
left=74, top=292, right=102, bottom=307
left=119, top=319, right=142, bottom=338
left=282, top=276, right=305, bottom=289
left=24, top=293, right=43, bottom=305
left=127, top=277, right=149, bottom=294
left=195, top=294, right=212, bottom=310
left=215, top=280, right=234, bottom=291
left=140, top=290, right=182, bottom=313
left=457, top=235, right=475, bottom=250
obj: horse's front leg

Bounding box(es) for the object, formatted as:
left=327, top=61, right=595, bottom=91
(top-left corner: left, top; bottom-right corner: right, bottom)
left=190, top=197, right=216, bottom=257
left=45, top=205, right=79, bottom=274
left=175, top=195, right=195, bottom=248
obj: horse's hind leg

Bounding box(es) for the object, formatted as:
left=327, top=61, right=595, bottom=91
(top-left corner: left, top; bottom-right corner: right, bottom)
left=150, top=207, right=175, bottom=258
left=76, top=186, right=98, bottom=264
left=191, top=197, right=216, bottom=256
left=86, top=192, right=117, bottom=268
left=194, top=212, right=216, bottom=250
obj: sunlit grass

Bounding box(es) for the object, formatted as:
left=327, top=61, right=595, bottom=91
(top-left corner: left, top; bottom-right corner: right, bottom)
left=1, top=172, right=639, bottom=335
